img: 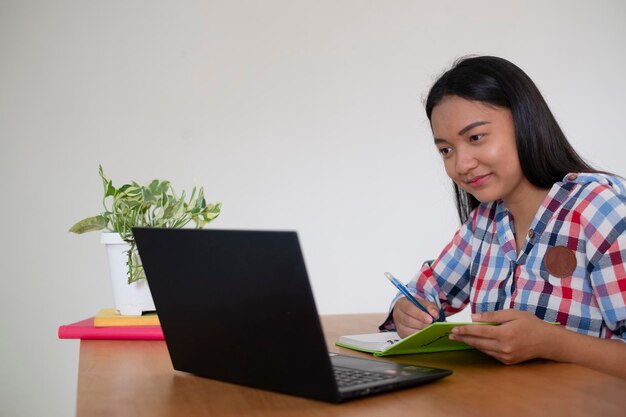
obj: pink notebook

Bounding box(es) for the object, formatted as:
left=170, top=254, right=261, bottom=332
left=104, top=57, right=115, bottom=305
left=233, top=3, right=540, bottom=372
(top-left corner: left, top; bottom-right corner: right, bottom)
left=58, top=317, right=164, bottom=340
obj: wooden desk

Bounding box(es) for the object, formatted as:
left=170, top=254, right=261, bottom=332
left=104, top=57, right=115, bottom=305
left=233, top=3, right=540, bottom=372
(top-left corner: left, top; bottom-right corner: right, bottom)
left=76, top=313, right=626, bottom=416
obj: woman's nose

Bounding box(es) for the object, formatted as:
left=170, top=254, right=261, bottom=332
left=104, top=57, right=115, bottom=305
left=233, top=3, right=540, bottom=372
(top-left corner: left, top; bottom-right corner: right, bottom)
left=454, top=147, right=478, bottom=175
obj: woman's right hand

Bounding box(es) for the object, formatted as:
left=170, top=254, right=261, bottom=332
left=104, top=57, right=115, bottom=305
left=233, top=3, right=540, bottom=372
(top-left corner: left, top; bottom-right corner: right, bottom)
left=392, top=297, right=442, bottom=338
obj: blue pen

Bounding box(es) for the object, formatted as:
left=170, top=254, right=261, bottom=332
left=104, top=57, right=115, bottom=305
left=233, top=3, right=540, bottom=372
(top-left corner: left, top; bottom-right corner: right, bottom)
left=384, top=272, right=442, bottom=322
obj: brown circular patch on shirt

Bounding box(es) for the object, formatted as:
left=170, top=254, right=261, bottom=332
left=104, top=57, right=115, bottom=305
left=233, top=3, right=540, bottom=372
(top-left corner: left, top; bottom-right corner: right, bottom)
left=544, top=246, right=577, bottom=278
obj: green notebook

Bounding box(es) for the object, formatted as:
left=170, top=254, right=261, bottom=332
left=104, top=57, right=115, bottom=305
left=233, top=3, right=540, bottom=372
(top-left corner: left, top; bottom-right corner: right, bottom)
left=336, top=322, right=494, bottom=356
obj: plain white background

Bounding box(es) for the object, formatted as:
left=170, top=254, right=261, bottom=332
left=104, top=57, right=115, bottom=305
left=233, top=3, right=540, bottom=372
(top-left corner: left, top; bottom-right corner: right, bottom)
left=1, top=1, right=625, bottom=415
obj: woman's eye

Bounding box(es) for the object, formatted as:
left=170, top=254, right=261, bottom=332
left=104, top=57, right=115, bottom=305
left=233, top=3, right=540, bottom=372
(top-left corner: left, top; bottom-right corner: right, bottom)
left=438, top=147, right=452, bottom=156
left=469, top=134, right=483, bottom=142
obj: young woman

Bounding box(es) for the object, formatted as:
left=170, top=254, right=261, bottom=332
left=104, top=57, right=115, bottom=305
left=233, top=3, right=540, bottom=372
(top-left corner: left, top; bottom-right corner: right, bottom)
left=383, top=56, right=626, bottom=378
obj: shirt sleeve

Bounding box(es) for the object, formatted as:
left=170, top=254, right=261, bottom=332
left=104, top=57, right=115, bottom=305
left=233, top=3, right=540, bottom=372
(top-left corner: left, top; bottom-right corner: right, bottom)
left=379, top=210, right=476, bottom=331
left=583, top=184, right=626, bottom=341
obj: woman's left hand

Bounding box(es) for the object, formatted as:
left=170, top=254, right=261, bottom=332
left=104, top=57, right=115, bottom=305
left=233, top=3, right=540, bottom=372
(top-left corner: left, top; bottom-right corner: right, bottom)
left=449, top=309, right=555, bottom=364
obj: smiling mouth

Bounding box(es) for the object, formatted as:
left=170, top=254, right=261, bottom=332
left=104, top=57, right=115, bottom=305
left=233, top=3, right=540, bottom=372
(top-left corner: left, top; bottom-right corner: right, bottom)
left=465, top=174, right=491, bottom=186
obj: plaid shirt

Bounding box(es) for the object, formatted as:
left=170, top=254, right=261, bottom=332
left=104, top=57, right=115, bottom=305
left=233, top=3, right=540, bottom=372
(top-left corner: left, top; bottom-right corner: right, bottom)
left=383, top=173, right=626, bottom=341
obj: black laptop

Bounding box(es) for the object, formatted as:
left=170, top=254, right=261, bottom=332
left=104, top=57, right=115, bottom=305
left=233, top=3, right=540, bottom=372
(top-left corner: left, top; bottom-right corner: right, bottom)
left=133, top=228, right=452, bottom=403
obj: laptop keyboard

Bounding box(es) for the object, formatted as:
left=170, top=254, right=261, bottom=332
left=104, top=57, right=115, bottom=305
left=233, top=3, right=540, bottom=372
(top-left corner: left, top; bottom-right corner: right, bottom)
left=333, top=366, right=395, bottom=388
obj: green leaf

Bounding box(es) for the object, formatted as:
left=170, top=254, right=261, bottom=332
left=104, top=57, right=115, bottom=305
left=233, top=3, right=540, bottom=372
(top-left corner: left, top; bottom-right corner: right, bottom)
left=118, top=184, right=132, bottom=194
left=188, top=187, right=197, bottom=203
left=142, top=187, right=155, bottom=203
left=99, top=166, right=116, bottom=197
left=69, top=215, right=108, bottom=234
left=154, top=180, right=170, bottom=195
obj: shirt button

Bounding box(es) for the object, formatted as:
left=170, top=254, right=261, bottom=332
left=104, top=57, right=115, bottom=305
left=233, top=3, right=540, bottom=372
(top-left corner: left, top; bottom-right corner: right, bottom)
left=528, top=229, right=535, bottom=239
left=567, top=173, right=578, bottom=181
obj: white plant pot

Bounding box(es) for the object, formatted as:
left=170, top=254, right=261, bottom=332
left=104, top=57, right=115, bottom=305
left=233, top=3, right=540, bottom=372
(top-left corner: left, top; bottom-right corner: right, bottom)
left=101, top=232, right=155, bottom=316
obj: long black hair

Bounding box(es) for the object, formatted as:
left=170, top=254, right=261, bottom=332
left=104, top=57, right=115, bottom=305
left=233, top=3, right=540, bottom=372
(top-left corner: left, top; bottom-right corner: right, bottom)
left=425, top=56, right=597, bottom=224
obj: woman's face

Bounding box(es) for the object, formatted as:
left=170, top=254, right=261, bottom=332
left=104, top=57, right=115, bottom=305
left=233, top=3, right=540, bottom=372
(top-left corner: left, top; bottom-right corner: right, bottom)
left=430, top=95, right=528, bottom=204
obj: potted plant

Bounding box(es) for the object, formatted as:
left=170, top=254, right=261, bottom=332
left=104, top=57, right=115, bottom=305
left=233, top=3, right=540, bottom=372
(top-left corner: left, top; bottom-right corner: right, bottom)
left=70, top=165, right=221, bottom=315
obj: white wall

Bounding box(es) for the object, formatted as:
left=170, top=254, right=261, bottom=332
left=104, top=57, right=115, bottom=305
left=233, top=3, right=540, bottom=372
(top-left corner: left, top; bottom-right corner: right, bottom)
left=1, top=1, right=625, bottom=415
